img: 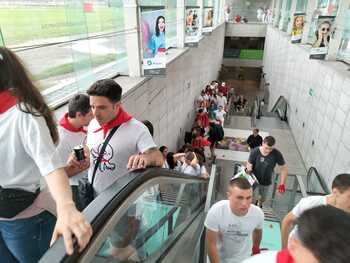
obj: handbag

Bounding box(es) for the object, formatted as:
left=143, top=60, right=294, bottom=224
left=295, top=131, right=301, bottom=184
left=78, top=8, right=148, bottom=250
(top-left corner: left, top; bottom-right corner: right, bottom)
left=0, top=187, right=40, bottom=218
left=78, top=125, right=119, bottom=210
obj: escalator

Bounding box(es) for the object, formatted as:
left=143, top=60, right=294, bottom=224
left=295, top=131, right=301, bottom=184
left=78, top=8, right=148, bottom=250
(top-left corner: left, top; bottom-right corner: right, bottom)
left=40, top=162, right=328, bottom=263
left=40, top=168, right=210, bottom=263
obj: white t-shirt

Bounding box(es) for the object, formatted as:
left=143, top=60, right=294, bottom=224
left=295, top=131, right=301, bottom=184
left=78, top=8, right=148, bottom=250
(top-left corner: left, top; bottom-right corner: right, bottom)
left=175, top=162, right=201, bottom=176
left=217, top=96, right=227, bottom=108
left=87, top=118, right=156, bottom=194
left=0, top=105, right=64, bottom=193
left=0, top=105, right=64, bottom=220
left=56, top=123, right=87, bottom=186
left=215, top=110, right=226, bottom=123
left=242, top=251, right=278, bottom=263
left=289, top=195, right=327, bottom=240
left=205, top=200, right=264, bottom=263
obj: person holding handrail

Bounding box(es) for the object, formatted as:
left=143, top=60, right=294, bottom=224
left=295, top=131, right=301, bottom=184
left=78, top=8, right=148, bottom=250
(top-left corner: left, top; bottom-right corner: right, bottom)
left=0, top=47, right=92, bottom=262
left=281, top=173, right=350, bottom=249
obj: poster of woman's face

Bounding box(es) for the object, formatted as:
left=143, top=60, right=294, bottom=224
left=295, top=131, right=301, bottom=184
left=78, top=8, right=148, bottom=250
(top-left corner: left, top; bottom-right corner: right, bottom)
left=313, top=20, right=332, bottom=48
left=140, top=8, right=166, bottom=76
left=310, top=16, right=335, bottom=60
left=203, top=7, right=213, bottom=28
left=291, top=14, right=305, bottom=43
left=185, top=8, right=199, bottom=36
left=141, top=9, right=166, bottom=59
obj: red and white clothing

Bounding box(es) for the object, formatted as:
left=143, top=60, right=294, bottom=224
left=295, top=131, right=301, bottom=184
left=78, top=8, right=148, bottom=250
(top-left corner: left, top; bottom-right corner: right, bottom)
left=0, top=91, right=64, bottom=219
left=86, top=108, right=156, bottom=194
left=242, top=250, right=295, bottom=263
left=56, top=113, right=87, bottom=186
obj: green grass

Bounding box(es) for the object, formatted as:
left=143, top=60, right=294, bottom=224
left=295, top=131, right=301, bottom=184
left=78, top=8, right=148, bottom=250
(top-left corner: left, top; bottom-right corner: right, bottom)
left=34, top=53, right=126, bottom=82
left=239, top=49, right=264, bottom=60
left=0, top=6, right=124, bottom=45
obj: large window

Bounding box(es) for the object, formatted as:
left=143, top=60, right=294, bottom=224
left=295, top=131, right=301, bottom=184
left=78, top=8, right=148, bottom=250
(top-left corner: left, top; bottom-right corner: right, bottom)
left=230, top=0, right=272, bottom=23
left=296, top=0, right=308, bottom=13
left=281, top=0, right=293, bottom=31
left=0, top=0, right=128, bottom=105
left=138, top=0, right=177, bottom=49
left=337, top=5, right=350, bottom=63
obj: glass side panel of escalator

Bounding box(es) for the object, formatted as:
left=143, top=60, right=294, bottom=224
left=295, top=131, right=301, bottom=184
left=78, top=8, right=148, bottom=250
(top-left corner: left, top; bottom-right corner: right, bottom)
left=85, top=179, right=207, bottom=263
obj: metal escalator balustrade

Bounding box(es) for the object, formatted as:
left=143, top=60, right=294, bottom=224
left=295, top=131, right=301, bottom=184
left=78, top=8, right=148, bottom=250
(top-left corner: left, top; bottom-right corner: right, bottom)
left=39, top=168, right=209, bottom=263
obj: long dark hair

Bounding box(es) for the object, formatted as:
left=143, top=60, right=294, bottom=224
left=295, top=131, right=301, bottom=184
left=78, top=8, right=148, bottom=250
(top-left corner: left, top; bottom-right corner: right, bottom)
left=0, top=47, right=58, bottom=144
left=155, top=16, right=165, bottom=37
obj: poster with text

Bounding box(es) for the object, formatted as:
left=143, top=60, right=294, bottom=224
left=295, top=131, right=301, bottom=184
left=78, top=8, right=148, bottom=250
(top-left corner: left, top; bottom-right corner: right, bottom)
left=291, top=13, right=305, bottom=43
left=202, top=7, right=213, bottom=34
left=141, top=7, right=166, bottom=76
left=185, top=7, right=201, bottom=47
left=309, top=16, right=335, bottom=60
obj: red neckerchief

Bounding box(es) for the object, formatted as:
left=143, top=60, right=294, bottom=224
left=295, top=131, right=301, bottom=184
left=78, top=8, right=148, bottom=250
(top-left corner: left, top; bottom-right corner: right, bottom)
left=93, top=107, right=132, bottom=138
left=59, top=113, right=87, bottom=134
left=277, top=250, right=295, bottom=263
left=0, top=90, right=17, bottom=114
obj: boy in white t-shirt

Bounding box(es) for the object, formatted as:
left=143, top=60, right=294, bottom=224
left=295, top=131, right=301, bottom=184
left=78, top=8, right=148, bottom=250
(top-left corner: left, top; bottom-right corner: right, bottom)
left=205, top=177, right=264, bottom=263
left=281, top=173, right=350, bottom=249
left=56, top=94, right=93, bottom=210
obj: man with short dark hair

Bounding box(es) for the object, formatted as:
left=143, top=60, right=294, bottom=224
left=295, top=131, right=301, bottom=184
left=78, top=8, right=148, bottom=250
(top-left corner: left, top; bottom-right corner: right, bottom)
left=246, top=128, right=263, bottom=150
left=56, top=93, right=93, bottom=210
left=246, top=136, right=288, bottom=207
left=244, top=205, right=350, bottom=263
left=205, top=178, right=264, bottom=263
left=281, top=173, right=350, bottom=248
left=86, top=79, right=163, bottom=194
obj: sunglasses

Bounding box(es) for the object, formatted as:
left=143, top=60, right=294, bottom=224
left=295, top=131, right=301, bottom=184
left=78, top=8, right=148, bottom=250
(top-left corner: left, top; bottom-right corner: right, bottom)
left=320, top=27, right=330, bottom=32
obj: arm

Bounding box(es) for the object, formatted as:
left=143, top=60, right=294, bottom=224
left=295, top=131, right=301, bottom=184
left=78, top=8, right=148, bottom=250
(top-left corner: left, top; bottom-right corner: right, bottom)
left=206, top=229, right=221, bottom=263
left=45, top=168, right=92, bottom=254
left=281, top=211, right=297, bottom=249
left=127, top=147, right=164, bottom=170
left=246, top=161, right=253, bottom=173
left=279, top=164, right=288, bottom=185
left=252, top=228, right=262, bottom=248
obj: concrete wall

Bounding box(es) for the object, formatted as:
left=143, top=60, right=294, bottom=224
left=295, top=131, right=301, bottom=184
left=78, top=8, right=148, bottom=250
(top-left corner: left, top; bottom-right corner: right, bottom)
left=225, top=23, right=267, bottom=37
left=263, top=26, right=350, bottom=186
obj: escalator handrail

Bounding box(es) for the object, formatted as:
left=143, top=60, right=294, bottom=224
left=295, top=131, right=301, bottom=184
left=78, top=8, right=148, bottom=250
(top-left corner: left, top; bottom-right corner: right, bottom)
left=271, top=95, right=287, bottom=121
left=306, top=166, right=330, bottom=194
left=39, top=168, right=208, bottom=263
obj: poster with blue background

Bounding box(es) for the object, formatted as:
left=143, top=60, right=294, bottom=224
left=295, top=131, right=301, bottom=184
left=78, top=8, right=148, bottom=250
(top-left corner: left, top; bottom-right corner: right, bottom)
left=141, top=7, right=166, bottom=76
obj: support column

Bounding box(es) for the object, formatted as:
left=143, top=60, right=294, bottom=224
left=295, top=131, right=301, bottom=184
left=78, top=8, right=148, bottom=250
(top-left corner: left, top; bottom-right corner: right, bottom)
left=327, top=0, right=350, bottom=60
left=177, top=0, right=185, bottom=48
left=287, top=0, right=298, bottom=34
left=279, top=0, right=289, bottom=30
left=302, top=0, right=317, bottom=44
left=273, top=0, right=282, bottom=27
left=123, top=0, right=142, bottom=77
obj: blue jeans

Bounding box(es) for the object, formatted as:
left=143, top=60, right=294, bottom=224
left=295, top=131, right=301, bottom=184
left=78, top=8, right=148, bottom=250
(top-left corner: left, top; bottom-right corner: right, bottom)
left=0, top=211, right=56, bottom=263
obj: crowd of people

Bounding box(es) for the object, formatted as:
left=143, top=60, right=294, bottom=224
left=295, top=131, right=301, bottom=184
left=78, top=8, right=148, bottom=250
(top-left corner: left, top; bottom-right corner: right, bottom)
left=158, top=80, right=231, bottom=178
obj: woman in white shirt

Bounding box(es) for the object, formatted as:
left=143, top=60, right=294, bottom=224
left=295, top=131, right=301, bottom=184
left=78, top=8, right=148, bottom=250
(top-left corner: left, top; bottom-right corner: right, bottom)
left=0, top=47, right=92, bottom=262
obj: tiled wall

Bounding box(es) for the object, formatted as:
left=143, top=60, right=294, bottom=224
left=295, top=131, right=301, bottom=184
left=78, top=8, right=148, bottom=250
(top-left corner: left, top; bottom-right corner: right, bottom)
left=263, top=26, right=350, bottom=186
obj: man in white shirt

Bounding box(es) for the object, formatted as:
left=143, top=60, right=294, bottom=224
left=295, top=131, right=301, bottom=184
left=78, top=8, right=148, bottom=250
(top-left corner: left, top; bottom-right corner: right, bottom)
left=175, top=152, right=201, bottom=176
left=205, top=177, right=264, bottom=263
left=243, top=206, right=350, bottom=263
left=215, top=105, right=226, bottom=127
left=56, top=94, right=93, bottom=210
left=216, top=92, right=227, bottom=110
left=86, top=79, right=164, bottom=194
left=281, top=173, right=350, bottom=248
